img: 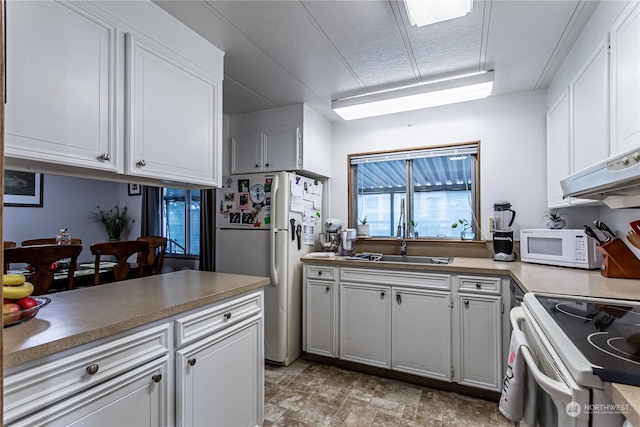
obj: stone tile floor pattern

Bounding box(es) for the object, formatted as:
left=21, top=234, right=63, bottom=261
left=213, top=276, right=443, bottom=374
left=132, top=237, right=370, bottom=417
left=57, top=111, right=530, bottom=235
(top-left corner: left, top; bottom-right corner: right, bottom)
left=264, top=358, right=513, bottom=427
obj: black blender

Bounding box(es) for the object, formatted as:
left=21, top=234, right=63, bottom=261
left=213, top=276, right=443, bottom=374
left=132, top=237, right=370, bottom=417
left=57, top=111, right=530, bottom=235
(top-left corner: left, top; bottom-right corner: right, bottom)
left=492, top=201, right=516, bottom=261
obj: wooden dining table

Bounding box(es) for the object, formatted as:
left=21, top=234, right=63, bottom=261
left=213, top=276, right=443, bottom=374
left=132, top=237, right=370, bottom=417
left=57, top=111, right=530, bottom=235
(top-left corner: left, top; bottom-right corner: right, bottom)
left=6, top=261, right=118, bottom=291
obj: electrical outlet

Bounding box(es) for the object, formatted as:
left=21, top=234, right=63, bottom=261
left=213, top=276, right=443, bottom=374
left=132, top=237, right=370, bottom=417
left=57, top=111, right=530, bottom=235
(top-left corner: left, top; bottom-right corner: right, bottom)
left=489, top=217, right=495, bottom=232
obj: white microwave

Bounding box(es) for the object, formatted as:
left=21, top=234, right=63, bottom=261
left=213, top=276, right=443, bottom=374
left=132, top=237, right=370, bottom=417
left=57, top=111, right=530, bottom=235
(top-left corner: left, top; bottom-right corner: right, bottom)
left=520, top=229, right=601, bottom=269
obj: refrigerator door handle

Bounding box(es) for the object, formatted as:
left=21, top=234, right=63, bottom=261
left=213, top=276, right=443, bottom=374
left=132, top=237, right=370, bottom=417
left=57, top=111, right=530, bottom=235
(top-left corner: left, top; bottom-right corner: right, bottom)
left=270, top=174, right=280, bottom=287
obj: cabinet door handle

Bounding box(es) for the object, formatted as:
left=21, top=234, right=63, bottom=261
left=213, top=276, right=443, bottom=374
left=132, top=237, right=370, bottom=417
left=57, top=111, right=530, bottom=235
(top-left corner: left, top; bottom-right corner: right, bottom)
left=255, top=164, right=260, bottom=168
left=187, top=358, right=197, bottom=366
left=475, top=282, right=481, bottom=289
left=396, top=293, right=402, bottom=305
left=325, top=286, right=330, bottom=292
left=265, top=163, right=270, bottom=167
left=137, top=159, right=146, bottom=167
left=152, top=374, right=162, bottom=383
left=86, top=364, right=99, bottom=375
left=98, top=153, right=110, bottom=161
left=464, top=300, right=469, bottom=306
left=224, top=312, right=232, bottom=320
left=380, top=291, right=385, bottom=298
left=318, top=271, right=322, bottom=276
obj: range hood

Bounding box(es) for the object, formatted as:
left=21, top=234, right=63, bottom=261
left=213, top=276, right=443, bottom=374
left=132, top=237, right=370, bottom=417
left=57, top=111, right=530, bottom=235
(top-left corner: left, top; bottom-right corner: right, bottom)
left=561, top=146, right=640, bottom=209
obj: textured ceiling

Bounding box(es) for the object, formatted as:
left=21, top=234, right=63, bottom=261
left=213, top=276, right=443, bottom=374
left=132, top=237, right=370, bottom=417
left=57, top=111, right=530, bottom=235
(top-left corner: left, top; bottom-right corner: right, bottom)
left=154, top=0, right=599, bottom=120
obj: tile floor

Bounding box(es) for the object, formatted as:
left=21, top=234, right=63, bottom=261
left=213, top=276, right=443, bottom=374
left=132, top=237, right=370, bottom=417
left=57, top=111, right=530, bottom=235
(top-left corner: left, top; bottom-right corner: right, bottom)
left=264, top=358, right=514, bottom=426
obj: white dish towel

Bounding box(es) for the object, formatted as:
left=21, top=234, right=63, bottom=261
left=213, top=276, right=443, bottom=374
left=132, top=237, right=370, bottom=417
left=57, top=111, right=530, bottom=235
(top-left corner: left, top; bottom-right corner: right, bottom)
left=499, top=329, right=528, bottom=421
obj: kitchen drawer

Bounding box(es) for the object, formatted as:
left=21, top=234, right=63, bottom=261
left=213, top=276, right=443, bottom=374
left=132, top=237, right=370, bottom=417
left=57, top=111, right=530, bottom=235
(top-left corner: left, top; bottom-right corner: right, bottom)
left=341, top=267, right=450, bottom=290
left=458, top=275, right=502, bottom=294
left=306, top=265, right=337, bottom=281
left=175, top=290, right=262, bottom=348
left=3, top=323, right=170, bottom=424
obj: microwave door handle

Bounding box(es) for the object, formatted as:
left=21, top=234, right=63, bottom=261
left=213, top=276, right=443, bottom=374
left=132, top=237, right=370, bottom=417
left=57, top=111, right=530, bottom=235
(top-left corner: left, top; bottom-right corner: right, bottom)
left=510, top=308, right=573, bottom=402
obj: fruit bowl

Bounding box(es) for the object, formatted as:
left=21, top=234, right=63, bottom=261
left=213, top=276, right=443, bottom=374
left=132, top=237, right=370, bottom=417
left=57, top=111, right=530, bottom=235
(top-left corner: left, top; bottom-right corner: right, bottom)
left=3, top=297, right=51, bottom=328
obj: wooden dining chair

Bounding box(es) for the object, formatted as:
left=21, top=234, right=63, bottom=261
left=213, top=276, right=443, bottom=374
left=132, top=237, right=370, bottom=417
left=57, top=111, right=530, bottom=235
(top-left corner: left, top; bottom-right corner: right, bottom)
left=4, top=244, right=83, bottom=295
left=4, top=241, right=17, bottom=271
left=22, top=238, right=83, bottom=246
left=136, top=236, right=168, bottom=276
left=89, top=241, right=149, bottom=285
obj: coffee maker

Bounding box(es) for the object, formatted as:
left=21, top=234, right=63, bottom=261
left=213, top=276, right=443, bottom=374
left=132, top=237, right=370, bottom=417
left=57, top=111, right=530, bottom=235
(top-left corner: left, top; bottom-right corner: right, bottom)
left=492, top=201, right=517, bottom=262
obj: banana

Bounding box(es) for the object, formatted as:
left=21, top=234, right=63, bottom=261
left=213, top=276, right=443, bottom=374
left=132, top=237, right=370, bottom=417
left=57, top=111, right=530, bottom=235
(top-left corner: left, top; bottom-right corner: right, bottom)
left=3, top=282, right=34, bottom=299
left=3, top=274, right=26, bottom=286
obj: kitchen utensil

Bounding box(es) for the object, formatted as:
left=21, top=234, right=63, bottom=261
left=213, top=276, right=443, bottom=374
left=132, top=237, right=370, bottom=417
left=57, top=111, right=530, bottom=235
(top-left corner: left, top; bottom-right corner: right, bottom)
left=584, top=225, right=603, bottom=244
left=296, top=224, right=302, bottom=250
left=290, top=219, right=296, bottom=240
left=594, top=220, right=616, bottom=242
left=630, top=220, right=640, bottom=236
left=627, top=230, right=640, bottom=249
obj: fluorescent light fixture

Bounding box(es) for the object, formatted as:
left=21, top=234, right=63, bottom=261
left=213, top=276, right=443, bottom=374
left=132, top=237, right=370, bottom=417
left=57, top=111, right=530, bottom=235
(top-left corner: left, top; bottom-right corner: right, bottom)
left=332, top=71, right=494, bottom=121
left=405, top=0, right=473, bottom=27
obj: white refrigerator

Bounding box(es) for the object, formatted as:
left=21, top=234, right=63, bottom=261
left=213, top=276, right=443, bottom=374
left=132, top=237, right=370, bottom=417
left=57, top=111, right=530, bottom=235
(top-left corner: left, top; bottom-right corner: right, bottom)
left=215, top=171, right=323, bottom=365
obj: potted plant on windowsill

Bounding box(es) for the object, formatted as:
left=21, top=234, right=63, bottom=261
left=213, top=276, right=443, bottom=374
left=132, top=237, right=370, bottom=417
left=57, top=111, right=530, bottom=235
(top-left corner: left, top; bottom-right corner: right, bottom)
left=542, top=209, right=567, bottom=229
left=356, top=216, right=370, bottom=238
left=452, top=218, right=475, bottom=240
left=91, top=205, right=134, bottom=241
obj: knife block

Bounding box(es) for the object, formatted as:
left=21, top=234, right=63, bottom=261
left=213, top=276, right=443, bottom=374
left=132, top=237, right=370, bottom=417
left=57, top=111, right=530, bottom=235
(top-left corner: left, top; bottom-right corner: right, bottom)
left=597, top=239, right=640, bottom=279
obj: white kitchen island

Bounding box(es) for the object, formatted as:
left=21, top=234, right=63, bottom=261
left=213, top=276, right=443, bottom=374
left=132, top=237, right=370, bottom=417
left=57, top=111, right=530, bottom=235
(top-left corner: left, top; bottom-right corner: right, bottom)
left=3, top=270, right=270, bottom=426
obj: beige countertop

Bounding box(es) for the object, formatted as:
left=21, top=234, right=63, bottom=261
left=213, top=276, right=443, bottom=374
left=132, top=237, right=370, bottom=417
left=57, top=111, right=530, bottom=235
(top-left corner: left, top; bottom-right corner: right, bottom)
left=302, top=255, right=640, bottom=420
left=302, top=255, right=640, bottom=300
left=3, top=270, right=270, bottom=369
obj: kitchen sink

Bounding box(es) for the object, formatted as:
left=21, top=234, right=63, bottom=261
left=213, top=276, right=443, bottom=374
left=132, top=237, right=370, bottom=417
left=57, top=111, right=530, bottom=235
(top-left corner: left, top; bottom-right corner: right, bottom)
left=379, top=255, right=452, bottom=265
left=347, top=253, right=453, bottom=265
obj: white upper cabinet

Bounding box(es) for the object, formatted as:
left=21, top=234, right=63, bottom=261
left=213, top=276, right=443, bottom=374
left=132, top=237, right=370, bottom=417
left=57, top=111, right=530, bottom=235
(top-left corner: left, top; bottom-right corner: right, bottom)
left=5, top=0, right=224, bottom=188
left=230, top=104, right=332, bottom=178
left=571, top=38, right=609, bottom=173
left=126, top=33, right=222, bottom=186
left=610, top=1, right=640, bottom=154
left=547, top=91, right=571, bottom=208
left=5, top=1, right=119, bottom=172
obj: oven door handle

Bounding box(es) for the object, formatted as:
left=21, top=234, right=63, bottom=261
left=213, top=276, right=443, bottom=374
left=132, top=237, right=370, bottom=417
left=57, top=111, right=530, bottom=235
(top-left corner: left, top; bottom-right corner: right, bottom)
left=510, top=307, right=573, bottom=402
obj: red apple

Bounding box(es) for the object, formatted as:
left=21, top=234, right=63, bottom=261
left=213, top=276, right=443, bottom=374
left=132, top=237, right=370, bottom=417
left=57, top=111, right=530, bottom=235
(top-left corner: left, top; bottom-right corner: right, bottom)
left=3, top=303, right=21, bottom=324
left=16, top=297, right=38, bottom=311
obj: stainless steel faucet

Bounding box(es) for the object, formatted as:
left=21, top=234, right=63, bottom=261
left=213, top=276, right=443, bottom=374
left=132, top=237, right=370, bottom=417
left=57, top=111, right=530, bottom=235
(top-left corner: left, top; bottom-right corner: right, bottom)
left=397, top=198, right=407, bottom=256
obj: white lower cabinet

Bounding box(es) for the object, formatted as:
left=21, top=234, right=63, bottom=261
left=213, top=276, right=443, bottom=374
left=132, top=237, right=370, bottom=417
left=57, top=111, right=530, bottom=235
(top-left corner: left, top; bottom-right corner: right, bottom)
left=340, top=283, right=391, bottom=369
left=176, top=318, right=262, bottom=427
left=174, top=290, right=264, bottom=427
left=4, top=290, right=264, bottom=426
left=304, top=264, right=505, bottom=393
left=392, top=287, right=451, bottom=381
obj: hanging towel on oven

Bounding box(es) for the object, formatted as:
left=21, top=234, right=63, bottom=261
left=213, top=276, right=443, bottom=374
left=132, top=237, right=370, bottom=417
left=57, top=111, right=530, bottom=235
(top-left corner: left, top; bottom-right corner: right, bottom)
left=499, top=329, right=528, bottom=421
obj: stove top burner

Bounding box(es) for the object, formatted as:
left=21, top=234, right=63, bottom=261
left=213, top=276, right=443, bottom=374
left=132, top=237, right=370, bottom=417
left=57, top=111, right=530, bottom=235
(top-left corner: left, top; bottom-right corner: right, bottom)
left=535, top=295, right=640, bottom=386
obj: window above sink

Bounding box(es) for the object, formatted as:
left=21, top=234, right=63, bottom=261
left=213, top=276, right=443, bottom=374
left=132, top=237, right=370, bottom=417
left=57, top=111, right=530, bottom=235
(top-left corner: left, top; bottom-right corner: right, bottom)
left=348, top=141, right=480, bottom=240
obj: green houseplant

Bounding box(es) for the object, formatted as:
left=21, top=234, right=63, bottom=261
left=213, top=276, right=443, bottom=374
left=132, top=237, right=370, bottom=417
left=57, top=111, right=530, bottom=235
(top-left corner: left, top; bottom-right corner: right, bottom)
left=357, top=216, right=370, bottom=238
left=452, top=218, right=474, bottom=240
left=542, top=209, right=567, bottom=229
left=91, top=205, right=134, bottom=240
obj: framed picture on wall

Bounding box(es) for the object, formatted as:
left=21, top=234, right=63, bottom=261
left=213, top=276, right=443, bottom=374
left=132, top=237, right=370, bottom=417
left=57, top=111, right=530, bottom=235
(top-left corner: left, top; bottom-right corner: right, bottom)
left=4, top=171, right=44, bottom=207
left=128, top=183, right=142, bottom=196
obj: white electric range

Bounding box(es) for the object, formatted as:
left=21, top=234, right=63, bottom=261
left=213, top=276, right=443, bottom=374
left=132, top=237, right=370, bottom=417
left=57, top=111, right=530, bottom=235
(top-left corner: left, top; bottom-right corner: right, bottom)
left=510, top=292, right=638, bottom=426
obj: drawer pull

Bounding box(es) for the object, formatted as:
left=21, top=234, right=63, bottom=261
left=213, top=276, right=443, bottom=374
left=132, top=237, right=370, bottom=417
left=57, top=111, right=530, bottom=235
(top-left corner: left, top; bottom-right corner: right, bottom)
left=224, top=312, right=232, bottom=320
left=188, top=358, right=197, bottom=366
left=396, top=293, right=402, bottom=305
left=86, top=364, right=99, bottom=375
left=318, top=271, right=322, bottom=276
left=137, top=159, right=146, bottom=167
left=98, top=153, right=110, bottom=161
left=464, top=300, right=469, bottom=306
left=476, top=282, right=481, bottom=289
left=152, top=374, right=162, bottom=383
left=325, top=286, right=330, bottom=292
left=380, top=291, right=385, bottom=298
